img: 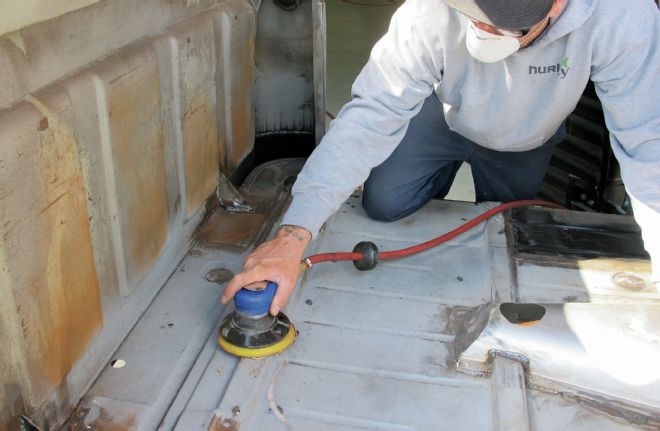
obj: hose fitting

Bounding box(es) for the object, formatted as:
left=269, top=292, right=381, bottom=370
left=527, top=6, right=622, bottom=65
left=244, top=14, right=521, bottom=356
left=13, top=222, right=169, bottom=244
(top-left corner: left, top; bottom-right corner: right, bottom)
left=352, top=241, right=379, bottom=271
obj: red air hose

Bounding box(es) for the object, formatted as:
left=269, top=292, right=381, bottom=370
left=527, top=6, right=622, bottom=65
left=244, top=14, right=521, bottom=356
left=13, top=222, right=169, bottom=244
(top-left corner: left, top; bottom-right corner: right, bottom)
left=304, top=200, right=564, bottom=267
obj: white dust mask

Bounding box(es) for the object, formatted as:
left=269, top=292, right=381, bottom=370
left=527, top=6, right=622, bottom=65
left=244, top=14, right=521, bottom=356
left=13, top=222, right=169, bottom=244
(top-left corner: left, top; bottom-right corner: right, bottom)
left=466, top=22, right=520, bottom=63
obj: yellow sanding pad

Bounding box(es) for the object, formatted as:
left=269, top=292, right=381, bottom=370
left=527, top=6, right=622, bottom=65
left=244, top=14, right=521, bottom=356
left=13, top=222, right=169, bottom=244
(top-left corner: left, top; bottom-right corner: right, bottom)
left=217, top=323, right=296, bottom=358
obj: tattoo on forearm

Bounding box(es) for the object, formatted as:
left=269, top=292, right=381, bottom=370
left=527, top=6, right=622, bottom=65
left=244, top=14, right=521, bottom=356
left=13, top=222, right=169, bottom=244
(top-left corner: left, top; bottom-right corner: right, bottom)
left=279, top=225, right=310, bottom=243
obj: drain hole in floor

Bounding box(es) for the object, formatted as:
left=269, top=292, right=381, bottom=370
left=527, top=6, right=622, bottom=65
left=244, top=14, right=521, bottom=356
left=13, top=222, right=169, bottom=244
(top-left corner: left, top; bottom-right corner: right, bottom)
left=500, top=303, right=546, bottom=327
left=111, top=359, right=126, bottom=369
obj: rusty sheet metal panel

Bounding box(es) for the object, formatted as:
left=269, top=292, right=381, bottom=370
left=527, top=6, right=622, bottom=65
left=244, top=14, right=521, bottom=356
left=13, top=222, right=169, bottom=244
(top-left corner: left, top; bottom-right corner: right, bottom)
left=169, top=15, right=224, bottom=217
left=64, top=159, right=302, bottom=430
left=92, top=42, right=171, bottom=293
left=216, top=1, right=257, bottom=170
left=0, top=88, right=103, bottom=424
left=0, top=1, right=256, bottom=428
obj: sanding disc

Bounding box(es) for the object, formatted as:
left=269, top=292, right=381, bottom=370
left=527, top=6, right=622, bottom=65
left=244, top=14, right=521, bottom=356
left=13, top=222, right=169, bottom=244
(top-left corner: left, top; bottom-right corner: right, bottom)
left=217, top=311, right=296, bottom=358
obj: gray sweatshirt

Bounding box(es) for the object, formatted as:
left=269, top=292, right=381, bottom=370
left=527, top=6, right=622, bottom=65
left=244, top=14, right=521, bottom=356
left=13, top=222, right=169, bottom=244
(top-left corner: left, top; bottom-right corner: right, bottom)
left=282, top=0, right=660, bottom=280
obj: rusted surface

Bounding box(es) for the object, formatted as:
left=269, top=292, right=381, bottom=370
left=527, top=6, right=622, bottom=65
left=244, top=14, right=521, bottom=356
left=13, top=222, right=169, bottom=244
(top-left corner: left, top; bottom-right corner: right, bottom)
left=100, top=45, right=169, bottom=288
left=0, top=383, right=23, bottom=431
left=66, top=398, right=140, bottom=431
left=183, top=88, right=221, bottom=216
left=197, top=211, right=266, bottom=250
left=196, top=159, right=304, bottom=251
left=208, top=414, right=240, bottom=431
left=174, top=16, right=222, bottom=216
left=1, top=2, right=259, bottom=429
left=0, top=92, right=102, bottom=406
left=227, top=4, right=256, bottom=170
left=206, top=268, right=235, bottom=284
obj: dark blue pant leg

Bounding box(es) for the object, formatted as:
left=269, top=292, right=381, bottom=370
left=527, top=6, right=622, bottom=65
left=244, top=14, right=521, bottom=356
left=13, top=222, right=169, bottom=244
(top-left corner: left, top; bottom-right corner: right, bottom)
left=470, top=124, right=565, bottom=202
left=363, top=95, right=565, bottom=220
left=362, top=95, right=474, bottom=221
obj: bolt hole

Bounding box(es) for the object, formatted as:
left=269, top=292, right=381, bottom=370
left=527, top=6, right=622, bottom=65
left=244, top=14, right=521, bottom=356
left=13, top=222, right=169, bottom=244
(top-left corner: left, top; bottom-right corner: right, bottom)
left=500, top=303, right=546, bottom=327
left=167, top=322, right=174, bottom=327
left=111, top=359, right=126, bottom=369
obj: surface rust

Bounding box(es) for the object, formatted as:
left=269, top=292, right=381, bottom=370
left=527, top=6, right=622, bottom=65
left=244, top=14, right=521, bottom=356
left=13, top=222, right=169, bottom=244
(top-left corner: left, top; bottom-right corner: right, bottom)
left=66, top=404, right=138, bottom=431
left=183, top=87, right=220, bottom=216
left=178, top=20, right=222, bottom=216
left=228, top=11, right=255, bottom=170
left=196, top=210, right=266, bottom=250
left=0, top=383, right=23, bottom=431
left=206, top=268, right=235, bottom=284
left=0, top=95, right=102, bottom=405
left=208, top=415, right=240, bottom=431
left=104, top=47, right=169, bottom=285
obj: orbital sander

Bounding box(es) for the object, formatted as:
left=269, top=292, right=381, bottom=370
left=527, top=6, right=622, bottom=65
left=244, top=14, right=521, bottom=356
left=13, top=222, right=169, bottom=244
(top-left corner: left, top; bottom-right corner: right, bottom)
left=217, top=281, right=296, bottom=358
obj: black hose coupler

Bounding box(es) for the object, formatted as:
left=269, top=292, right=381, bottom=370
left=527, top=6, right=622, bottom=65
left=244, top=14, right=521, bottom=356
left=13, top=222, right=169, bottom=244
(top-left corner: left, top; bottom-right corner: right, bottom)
left=352, top=241, right=379, bottom=271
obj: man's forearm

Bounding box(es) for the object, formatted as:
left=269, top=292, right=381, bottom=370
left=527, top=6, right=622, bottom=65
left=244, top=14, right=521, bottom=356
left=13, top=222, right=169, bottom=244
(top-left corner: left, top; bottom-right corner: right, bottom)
left=277, top=224, right=312, bottom=245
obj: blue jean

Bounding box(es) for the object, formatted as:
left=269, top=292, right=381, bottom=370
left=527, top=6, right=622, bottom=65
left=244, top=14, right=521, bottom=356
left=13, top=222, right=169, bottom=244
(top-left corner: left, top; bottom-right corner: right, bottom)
left=363, top=95, right=565, bottom=221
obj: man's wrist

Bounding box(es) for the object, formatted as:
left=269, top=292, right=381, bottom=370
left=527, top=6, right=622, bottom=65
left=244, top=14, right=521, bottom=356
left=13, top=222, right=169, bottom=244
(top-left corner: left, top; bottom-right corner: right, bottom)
left=277, top=224, right=312, bottom=244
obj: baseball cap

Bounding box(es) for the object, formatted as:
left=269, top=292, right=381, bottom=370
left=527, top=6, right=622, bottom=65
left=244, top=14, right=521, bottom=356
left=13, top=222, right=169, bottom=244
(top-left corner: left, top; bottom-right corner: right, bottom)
left=444, top=0, right=555, bottom=30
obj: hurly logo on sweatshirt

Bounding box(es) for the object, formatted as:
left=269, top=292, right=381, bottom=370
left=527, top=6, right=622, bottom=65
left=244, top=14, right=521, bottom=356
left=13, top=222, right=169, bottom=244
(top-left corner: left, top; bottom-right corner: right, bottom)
left=529, top=57, right=570, bottom=79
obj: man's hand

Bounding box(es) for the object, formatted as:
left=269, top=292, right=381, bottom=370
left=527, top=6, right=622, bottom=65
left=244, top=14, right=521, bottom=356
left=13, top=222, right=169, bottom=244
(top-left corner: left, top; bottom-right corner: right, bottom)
left=222, top=225, right=312, bottom=316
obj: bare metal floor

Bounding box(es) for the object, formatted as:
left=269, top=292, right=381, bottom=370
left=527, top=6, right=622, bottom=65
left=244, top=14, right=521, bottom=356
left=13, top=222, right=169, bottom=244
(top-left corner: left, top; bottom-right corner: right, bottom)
left=74, top=195, right=659, bottom=430
left=179, top=197, right=657, bottom=430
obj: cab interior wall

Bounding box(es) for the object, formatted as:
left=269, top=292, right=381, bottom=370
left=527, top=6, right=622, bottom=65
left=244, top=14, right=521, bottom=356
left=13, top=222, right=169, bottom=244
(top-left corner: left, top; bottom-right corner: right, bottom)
left=0, top=0, right=259, bottom=428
